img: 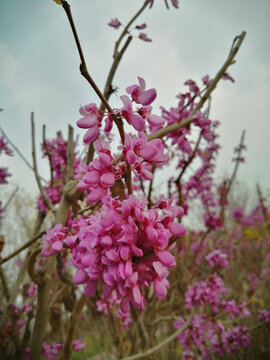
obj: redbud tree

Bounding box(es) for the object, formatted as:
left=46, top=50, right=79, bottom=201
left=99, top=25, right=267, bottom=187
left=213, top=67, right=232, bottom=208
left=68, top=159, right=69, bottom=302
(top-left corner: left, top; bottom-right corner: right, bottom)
left=0, top=1, right=270, bottom=360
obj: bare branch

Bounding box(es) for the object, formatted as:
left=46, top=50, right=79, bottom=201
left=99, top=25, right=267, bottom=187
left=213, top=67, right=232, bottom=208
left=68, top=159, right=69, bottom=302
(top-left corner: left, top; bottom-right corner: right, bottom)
left=2, top=186, right=19, bottom=212
left=118, top=314, right=191, bottom=360
left=31, top=112, right=55, bottom=212
left=0, top=231, right=45, bottom=265
left=148, top=31, right=246, bottom=141
left=42, top=125, right=54, bottom=186
left=63, top=294, right=87, bottom=359
left=0, top=126, right=48, bottom=184
left=66, top=125, right=74, bottom=180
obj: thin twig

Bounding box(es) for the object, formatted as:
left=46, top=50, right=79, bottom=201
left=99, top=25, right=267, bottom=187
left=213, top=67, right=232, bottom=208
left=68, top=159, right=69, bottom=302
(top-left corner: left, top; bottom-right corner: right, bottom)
left=219, top=130, right=246, bottom=223
left=175, top=131, right=202, bottom=184
left=0, top=126, right=48, bottom=183
left=61, top=1, right=125, bottom=144
left=2, top=186, right=19, bottom=212
left=0, top=266, right=10, bottom=301
left=113, top=0, right=150, bottom=58
left=66, top=125, right=74, bottom=180
left=63, top=293, right=87, bottom=360
left=0, top=231, right=45, bottom=265
left=31, top=112, right=55, bottom=212
left=256, top=183, right=268, bottom=223
left=118, top=314, right=191, bottom=360
left=148, top=31, right=246, bottom=141
left=42, top=125, right=54, bottom=186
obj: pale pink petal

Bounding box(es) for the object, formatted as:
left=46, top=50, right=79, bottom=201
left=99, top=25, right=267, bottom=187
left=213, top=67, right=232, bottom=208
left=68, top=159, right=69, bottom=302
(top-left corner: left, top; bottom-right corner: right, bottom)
left=140, top=144, right=158, bottom=161
left=157, top=250, right=175, bottom=268
left=154, top=280, right=167, bottom=299
left=145, top=225, right=158, bottom=242
left=131, top=113, right=145, bottom=131
left=100, top=172, right=115, bottom=187
left=133, top=285, right=142, bottom=304
left=83, top=127, right=99, bottom=144
left=86, top=187, right=104, bottom=203
left=83, top=170, right=100, bottom=185
left=51, top=240, right=63, bottom=253
left=138, top=88, right=157, bottom=106
left=168, top=222, right=186, bottom=237
left=74, top=269, right=88, bottom=284
left=77, top=115, right=97, bottom=129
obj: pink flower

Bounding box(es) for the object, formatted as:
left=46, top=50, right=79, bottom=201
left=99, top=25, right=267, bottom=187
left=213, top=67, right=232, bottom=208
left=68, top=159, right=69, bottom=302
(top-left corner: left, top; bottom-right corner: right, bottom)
left=205, top=249, right=229, bottom=268
left=135, top=23, right=147, bottom=30
left=258, top=309, right=270, bottom=323
left=126, top=77, right=157, bottom=106
left=77, top=103, right=101, bottom=144
left=72, top=338, right=86, bottom=351
left=120, top=95, right=145, bottom=131
left=41, top=224, right=66, bottom=257
left=108, top=18, right=121, bottom=29
left=138, top=32, right=152, bottom=42
left=149, top=0, right=179, bottom=9
left=222, top=72, right=235, bottom=83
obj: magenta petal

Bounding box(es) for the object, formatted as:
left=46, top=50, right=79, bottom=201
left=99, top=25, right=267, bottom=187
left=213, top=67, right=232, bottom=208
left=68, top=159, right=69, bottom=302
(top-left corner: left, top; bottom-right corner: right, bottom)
left=77, top=115, right=97, bottom=129
left=125, top=260, right=133, bottom=277
left=74, top=269, right=88, bottom=284
left=118, top=262, right=126, bottom=280
left=138, top=88, right=157, bottom=106
left=83, top=170, right=100, bottom=185
left=83, top=127, right=99, bottom=144
left=77, top=179, right=89, bottom=190
left=84, top=281, right=97, bottom=297
left=126, top=150, right=137, bottom=165
left=131, top=244, right=143, bottom=257
left=86, top=188, right=103, bottom=203
left=131, top=114, right=145, bottom=131
left=157, top=250, right=176, bottom=268
left=99, top=153, right=111, bottom=167
left=145, top=225, right=158, bottom=242
left=126, top=84, right=138, bottom=95
left=140, top=144, right=158, bottom=161
left=119, top=246, right=130, bottom=261
left=147, top=114, right=165, bottom=127
left=138, top=77, right=146, bottom=90
left=141, top=168, right=153, bottom=181
left=169, top=222, right=186, bottom=237
left=154, top=280, right=167, bottom=300
left=51, top=240, right=63, bottom=253
left=133, top=285, right=142, bottom=305
left=101, top=235, right=112, bottom=247
left=100, top=172, right=115, bottom=187
left=120, top=298, right=130, bottom=313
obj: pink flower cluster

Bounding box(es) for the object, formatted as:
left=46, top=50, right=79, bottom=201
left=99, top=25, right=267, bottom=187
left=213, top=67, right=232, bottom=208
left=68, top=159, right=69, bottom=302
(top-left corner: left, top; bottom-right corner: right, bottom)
left=119, top=133, right=168, bottom=180
left=77, top=135, right=168, bottom=203
left=41, top=195, right=185, bottom=314
left=174, top=315, right=251, bottom=359
left=0, top=135, right=13, bottom=185
left=0, top=136, right=13, bottom=156
left=258, top=309, right=270, bottom=323
left=77, top=78, right=164, bottom=140
left=185, top=273, right=226, bottom=312
left=38, top=133, right=80, bottom=213
left=76, top=103, right=101, bottom=144
left=205, top=249, right=229, bottom=268
left=25, top=338, right=85, bottom=360
left=77, top=140, right=119, bottom=203
left=41, top=224, right=66, bottom=257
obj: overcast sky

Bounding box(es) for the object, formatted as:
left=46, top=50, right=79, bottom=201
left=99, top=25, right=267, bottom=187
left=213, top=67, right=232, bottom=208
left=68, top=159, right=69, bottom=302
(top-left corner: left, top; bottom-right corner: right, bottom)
left=1, top=0, right=270, bottom=200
